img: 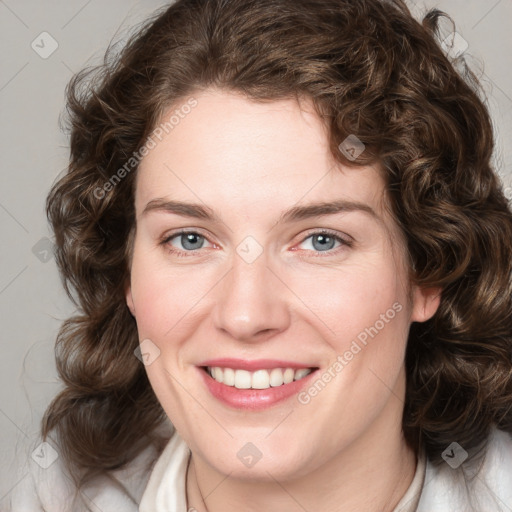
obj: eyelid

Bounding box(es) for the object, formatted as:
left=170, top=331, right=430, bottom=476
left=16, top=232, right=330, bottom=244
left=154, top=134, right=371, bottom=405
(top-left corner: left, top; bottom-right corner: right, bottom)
left=292, top=228, right=353, bottom=254
left=297, top=228, right=353, bottom=244
left=160, top=228, right=214, bottom=247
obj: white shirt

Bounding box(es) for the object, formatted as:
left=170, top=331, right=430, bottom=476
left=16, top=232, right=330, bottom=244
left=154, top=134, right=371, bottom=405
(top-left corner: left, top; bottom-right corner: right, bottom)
left=7, top=427, right=512, bottom=511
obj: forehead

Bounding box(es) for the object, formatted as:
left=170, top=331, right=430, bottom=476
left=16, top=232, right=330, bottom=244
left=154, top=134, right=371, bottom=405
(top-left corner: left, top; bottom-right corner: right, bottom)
left=134, top=89, right=388, bottom=221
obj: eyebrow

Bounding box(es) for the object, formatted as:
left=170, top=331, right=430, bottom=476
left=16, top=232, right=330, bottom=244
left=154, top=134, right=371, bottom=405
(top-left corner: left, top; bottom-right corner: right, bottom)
left=141, top=198, right=378, bottom=223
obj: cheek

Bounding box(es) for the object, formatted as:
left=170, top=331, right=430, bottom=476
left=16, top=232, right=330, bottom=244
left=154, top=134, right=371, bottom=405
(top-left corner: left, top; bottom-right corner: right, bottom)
left=285, top=256, right=409, bottom=352
left=129, top=248, right=221, bottom=351
left=324, top=264, right=412, bottom=406
left=131, top=270, right=172, bottom=335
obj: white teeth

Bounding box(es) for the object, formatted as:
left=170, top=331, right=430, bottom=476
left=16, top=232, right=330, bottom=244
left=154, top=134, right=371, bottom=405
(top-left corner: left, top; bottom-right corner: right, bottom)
left=207, top=366, right=313, bottom=389
left=212, top=367, right=223, bottom=383
left=234, top=370, right=252, bottom=389
left=283, top=368, right=295, bottom=384
left=252, top=369, right=270, bottom=389
left=269, top=368, right=284, bottom=387
left=294, top=368, right=311, bottom=380
left=223, top=367, right=235, bottom=386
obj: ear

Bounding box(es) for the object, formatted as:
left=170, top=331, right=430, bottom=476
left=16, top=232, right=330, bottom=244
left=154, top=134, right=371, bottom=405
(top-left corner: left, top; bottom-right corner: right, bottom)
left=410, top=285, right=442, bottom=323
left=125, top=279, right=136, bottom=317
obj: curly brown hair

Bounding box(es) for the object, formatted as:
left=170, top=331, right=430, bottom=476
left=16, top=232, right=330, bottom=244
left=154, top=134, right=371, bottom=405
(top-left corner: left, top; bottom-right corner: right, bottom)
left=43, top=0, right=512, bottom=488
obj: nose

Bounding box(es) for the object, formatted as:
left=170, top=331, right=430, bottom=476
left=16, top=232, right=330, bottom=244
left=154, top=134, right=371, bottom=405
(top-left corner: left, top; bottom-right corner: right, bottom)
left=212, top=252, right=291, bottom=342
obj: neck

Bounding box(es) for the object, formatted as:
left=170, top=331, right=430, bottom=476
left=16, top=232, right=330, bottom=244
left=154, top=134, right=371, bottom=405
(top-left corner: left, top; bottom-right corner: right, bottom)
left=186, top=407, right=417, bottom=512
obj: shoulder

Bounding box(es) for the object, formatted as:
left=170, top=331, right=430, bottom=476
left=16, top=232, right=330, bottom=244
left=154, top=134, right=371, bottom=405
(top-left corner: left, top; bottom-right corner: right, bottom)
left=417, top=427, right=512, bottom=512
left=6, top=436, right=165, bottom=512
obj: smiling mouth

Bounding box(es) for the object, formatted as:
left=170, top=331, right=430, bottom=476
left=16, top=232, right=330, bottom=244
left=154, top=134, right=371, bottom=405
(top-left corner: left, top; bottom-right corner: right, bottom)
left=202, top=366, right=318, bottom=390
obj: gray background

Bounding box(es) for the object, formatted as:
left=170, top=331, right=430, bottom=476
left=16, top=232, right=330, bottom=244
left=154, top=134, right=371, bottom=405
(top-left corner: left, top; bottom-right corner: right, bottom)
left=1, top=0, right=511, bottom=503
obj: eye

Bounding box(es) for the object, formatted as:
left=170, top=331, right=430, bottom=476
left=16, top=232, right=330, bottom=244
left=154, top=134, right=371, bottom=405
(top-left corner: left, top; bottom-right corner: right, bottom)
left=296, top=230, right=352, bottom=254
left=161, top=230, right=215, bottom=256
left=160, top=229, right=352, bottom=258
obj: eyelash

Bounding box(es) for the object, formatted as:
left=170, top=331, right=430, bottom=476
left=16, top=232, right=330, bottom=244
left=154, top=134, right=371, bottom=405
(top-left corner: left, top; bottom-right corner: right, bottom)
left=159, top=229, right=353, bottom=258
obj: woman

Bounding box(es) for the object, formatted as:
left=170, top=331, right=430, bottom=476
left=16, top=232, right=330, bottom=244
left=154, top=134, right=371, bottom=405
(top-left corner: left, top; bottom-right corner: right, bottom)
left=8, top=0, right=512, bottom=510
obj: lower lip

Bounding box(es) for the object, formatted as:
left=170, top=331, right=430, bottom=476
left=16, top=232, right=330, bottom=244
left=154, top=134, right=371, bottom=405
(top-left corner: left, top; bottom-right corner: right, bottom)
left=198, top=367, right=318, bottom=410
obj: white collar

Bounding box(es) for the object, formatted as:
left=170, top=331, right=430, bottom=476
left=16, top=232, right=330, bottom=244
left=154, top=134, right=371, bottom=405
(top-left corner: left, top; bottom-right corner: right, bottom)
left=139, top=428, right=512, bottom=512
left=139, top=430, right=427, bottom=512
left=139, top=429, right=191, bottom=512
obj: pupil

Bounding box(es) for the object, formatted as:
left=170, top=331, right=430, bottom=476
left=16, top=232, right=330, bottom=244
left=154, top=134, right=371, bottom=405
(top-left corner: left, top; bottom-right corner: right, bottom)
left=313, top=234, right=334, bottom=251
left=183, top=233, right=203, bottom=250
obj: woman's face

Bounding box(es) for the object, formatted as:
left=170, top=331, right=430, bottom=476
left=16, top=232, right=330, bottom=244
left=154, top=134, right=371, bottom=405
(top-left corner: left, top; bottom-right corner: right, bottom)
left=126, top=88, right=439, bottom=480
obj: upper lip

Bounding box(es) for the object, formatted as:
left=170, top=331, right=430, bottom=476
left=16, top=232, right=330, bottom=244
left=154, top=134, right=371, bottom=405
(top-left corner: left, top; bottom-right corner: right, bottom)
left=198, top=358, right=318, bottom=371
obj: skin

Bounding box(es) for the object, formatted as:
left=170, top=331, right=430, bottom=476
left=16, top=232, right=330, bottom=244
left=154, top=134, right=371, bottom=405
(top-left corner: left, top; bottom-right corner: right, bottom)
left=125, top=88, right=441, bottom=512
